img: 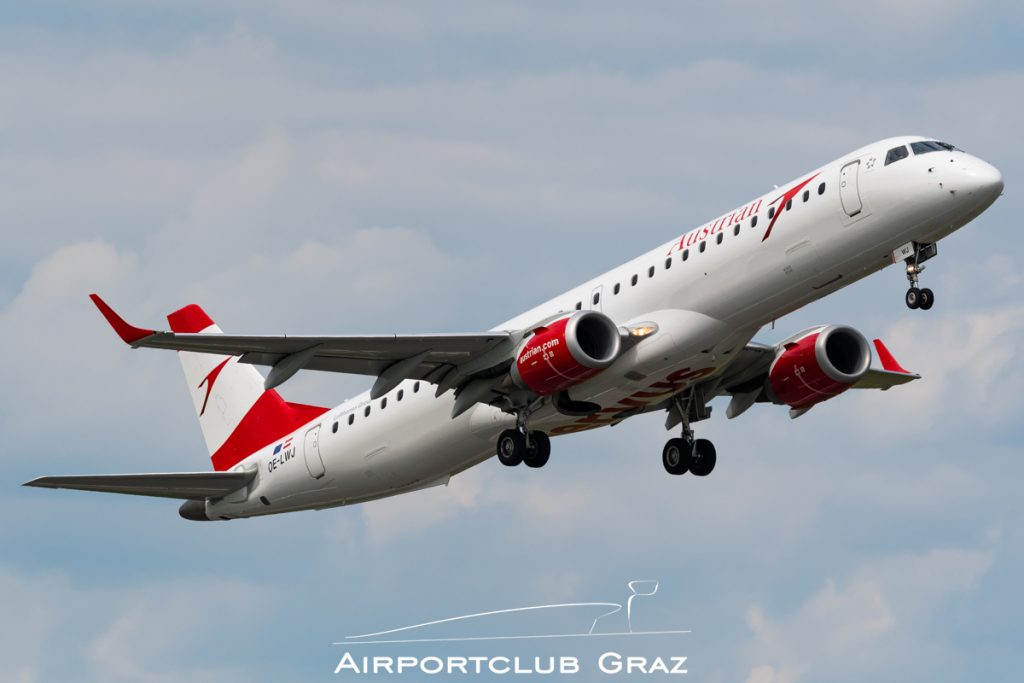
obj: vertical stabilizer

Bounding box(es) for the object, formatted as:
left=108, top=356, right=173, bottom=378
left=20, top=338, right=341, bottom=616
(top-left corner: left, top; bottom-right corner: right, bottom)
left=167, top=305, right=328, bottom=471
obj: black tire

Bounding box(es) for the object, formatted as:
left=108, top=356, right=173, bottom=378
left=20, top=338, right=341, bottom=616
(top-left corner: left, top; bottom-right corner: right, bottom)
left=905, top=287, right=921, bottom=310
left=497, top=429, right=525, bottom=466
left=662, top=438, right=690, bottom=475
left=919, top=287, right=934, bottom=310
left=689, top=439, right=717, bottom=477
left=524, top=432, right=551, bottom=468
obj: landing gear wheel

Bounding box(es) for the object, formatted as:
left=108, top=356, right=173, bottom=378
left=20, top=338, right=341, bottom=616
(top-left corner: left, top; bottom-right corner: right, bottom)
left=523, top=432, right=551, bottom=468
left=662, top=438, right=690, bottom=476
left=689, top=439, right=717, bottom=477
left=919, top=287, right=934, bottom=310
left=905, top=287, right=921, bottom=310
left=497, top=429, right=526, bottom=466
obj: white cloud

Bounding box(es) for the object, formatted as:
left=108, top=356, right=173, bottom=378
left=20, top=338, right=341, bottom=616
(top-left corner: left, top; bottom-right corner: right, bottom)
left=849, top=303, right=1024, bottom=435
left=743, top=546, right=994, bottom=682
left=0, top=563, right=257, bottom=683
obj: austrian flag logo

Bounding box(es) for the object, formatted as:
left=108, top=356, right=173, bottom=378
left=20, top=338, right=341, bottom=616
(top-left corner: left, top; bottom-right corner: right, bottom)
left=273, top=438, right=293, bottom=456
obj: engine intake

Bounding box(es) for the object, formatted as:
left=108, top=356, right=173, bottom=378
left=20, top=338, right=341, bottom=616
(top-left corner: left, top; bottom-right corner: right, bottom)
left=511, top=310, right=621, bottom=395
left=768, top=325, right=871, bottom=410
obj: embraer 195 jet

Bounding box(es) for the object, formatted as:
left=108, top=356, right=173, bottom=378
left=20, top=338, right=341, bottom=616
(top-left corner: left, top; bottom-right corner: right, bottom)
left=26, top=136, right=1003, bottom=521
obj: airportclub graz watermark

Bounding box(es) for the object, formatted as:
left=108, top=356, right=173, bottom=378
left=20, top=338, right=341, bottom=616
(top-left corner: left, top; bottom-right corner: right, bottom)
left=333, top=581, right=689, bottom=676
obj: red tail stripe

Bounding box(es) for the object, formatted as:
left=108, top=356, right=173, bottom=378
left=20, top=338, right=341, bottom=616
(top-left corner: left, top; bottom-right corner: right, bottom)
left=210, top=391, right=328, bottom=471
left=168, top=304, right=216, bottom=333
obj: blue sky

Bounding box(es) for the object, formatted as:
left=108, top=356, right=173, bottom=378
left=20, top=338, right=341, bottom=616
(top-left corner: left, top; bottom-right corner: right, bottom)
left=1, top=2, right=1022, bottom=681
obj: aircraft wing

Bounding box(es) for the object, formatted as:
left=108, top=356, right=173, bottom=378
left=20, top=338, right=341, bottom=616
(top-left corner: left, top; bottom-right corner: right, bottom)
left=711, top=337, right=919, bottom=419
left=91, top=294, right=517, bottom=396
left=23, top=470, right=255, bottom=500
left=642, top=335, right=919, bottom=428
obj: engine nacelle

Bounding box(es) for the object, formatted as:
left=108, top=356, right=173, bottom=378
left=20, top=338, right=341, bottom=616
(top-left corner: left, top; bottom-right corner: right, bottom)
left=511, top=311, right=622, bottom=395
left=768, top=325, right=871, bottom=410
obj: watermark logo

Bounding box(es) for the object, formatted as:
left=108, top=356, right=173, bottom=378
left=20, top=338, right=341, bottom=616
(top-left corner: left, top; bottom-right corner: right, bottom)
left=333, top=580, right=690, bottom=676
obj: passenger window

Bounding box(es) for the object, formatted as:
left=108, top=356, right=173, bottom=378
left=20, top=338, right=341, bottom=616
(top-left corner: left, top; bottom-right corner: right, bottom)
left=885, top=145, right=909, bottom=165
left=348, top=414, right=354, bottom=425
left=751, top=215, right=758, bottom=228
left=332, top=421, right=338, bottom=433
left=768, top=206, right=775, bottom=219
left=699, top=241, right=706, bottom=253
left=613, top=283, right=620, bottom=295
left=802, top=190, right=809, bottom=202
left=592, top=292, right=600, bottom=305
left=631, top=274, right=638, bottom=286
left=397, top=389, right=404, bottom=401
left=785, top=199, right=792, bottom=211
left=648, top=266, right=655, bottom=278
left=575, top=301, right=582, bottom=310
left=716, top=232, right=724, bottom=244
left=413, top=381, right=420, bottom=393
left=733, top=224, right=740, bottom=236
left=381, top=397, right=387, bottom=409
left=818, top=182, right=825, bottom=195
left=364, top=406, right=371, bottom=417
left=682, top=249, right=689, bottom=261
left=664, top=257, right=672, bottom=270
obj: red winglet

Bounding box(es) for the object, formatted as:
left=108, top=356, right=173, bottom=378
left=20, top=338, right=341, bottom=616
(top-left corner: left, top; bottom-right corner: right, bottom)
left=89, top=294, right=156, bottom=344
left=873, top=339, right=912, bottom=374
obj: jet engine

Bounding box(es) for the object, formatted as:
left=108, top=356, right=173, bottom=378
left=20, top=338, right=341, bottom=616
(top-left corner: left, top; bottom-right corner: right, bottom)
left=510, top=310, right=622, bottom=395
left=767, top=325, right=871, bottom=410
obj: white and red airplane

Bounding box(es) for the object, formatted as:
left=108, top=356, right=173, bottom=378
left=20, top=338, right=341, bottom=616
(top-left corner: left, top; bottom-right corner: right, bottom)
left=26, top=136, right=1003, bottom=521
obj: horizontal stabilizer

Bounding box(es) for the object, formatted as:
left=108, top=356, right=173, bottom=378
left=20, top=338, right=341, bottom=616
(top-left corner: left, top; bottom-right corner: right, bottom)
left=23, top=470, right=255, bottom=500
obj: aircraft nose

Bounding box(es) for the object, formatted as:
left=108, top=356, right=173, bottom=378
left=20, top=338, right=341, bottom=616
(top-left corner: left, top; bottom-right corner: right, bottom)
left=963, top=158, right=1004, bottom=198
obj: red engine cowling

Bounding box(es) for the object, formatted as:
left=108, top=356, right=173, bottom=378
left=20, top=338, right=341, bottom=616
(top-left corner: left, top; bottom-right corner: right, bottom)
left=768, top=325, right=871, bottom=410
left=511, top=311, right=622, bottom=395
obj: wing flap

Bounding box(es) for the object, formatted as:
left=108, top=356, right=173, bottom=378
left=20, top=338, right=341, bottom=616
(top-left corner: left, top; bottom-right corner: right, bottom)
left=23, top=471, right=256, bottom=500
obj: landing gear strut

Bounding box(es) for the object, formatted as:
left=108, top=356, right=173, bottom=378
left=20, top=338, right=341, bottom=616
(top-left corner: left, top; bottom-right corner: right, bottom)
left=903, top=242, right=937, bottom=311
left=496, top=409, right=550, bottom=468
left=662, top=392, right=717, bottom=477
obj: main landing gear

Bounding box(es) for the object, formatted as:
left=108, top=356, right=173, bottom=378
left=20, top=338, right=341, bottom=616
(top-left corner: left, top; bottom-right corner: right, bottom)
left=903, top=242, right=937, bottom=311
left=662, top=434, right=716, bottom=477
left=662, top=392, right=716, bottom=477
left=497, top=429, right=551, bottom=468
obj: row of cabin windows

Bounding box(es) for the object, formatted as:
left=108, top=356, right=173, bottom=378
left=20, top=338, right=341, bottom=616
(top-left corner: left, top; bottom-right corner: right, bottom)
left=573, top=181, right=828, bottom=309
left=331, top=381, right=422, bottom=433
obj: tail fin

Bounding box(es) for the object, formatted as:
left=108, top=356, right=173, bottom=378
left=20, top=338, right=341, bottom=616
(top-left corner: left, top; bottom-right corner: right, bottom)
left=168, top=304, right=328, bottom=471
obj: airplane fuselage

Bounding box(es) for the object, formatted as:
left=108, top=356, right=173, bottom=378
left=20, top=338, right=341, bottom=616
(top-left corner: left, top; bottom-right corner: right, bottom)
left=203, top=136, right=1002, bottom=520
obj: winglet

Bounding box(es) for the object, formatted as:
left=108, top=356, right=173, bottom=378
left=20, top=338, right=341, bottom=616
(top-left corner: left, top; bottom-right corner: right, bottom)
left=873, top=339, right=912, bottom=374
left=89, top=294, right=156, bottom=344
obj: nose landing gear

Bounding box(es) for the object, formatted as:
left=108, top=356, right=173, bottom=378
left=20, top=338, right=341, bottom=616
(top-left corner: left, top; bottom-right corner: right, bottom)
left=899, top=242, right=937, bottom=310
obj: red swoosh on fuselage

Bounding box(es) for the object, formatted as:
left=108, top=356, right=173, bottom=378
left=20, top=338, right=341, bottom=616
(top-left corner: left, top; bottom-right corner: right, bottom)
left=762, top=173, right=820, bottom=242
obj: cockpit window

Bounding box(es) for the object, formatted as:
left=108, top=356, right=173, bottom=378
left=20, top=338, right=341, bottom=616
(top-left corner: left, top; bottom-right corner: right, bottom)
left=885, top=145, right=909, bottom=166
left=911, top=140, right=958, bottom=155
